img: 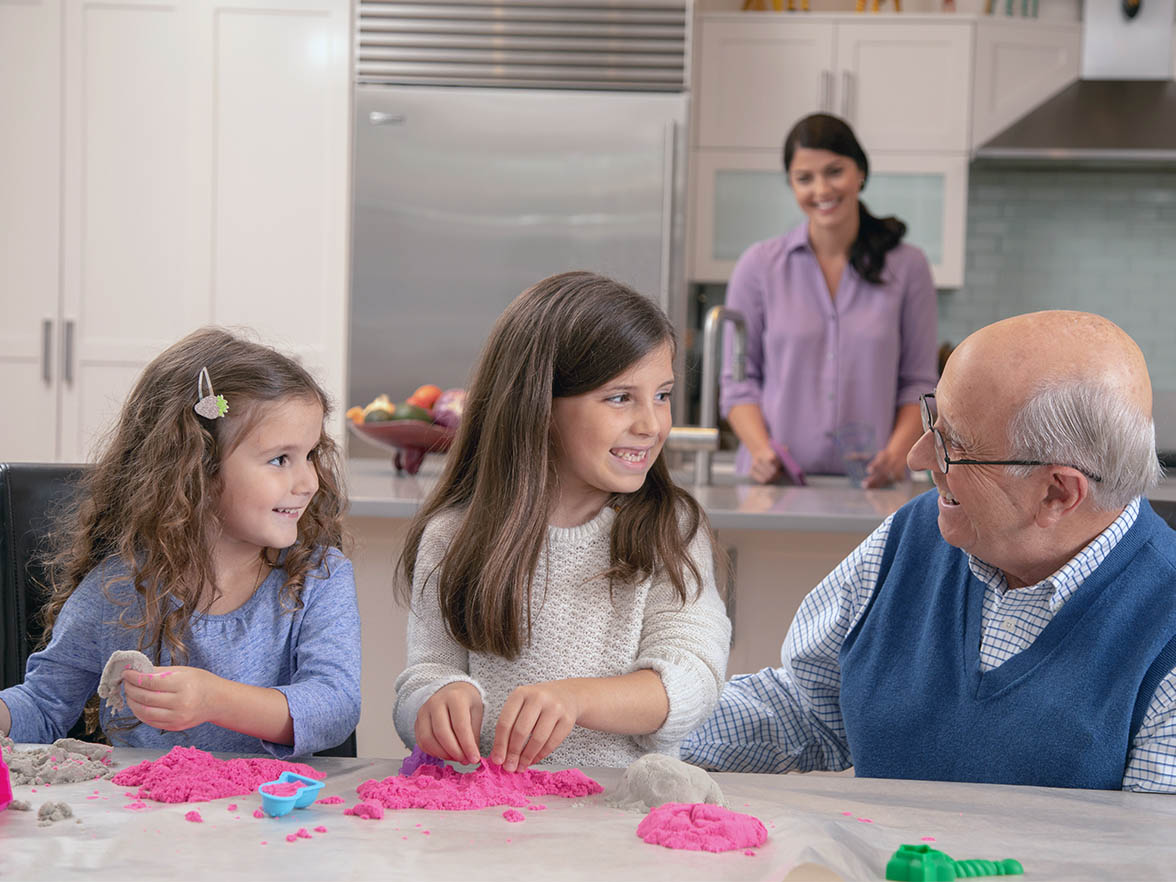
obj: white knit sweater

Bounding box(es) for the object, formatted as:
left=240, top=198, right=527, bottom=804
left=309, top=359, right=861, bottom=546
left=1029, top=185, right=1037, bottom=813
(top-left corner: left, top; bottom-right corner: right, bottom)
left=393, top=505, right=731, bottom=768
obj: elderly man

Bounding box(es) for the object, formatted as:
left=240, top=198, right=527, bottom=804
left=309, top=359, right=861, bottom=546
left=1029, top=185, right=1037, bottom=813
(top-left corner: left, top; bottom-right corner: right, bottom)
left=682, top=310, right=1176, bottom=791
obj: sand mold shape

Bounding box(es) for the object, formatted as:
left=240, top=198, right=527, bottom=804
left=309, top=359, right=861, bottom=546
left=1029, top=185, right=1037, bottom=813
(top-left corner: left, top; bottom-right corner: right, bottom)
left=356, top=758, right=602, bottom=811
left=1, top=735, right=115, bottom=786
left=606, top=753, right=725, bottom=813
left=97, top=650, right=155, bottom=711
left=37, top=801, right=75, bottom=827
left=112, top=745, right=323, bottom=804
left=637, top=802, right=767, bottom=853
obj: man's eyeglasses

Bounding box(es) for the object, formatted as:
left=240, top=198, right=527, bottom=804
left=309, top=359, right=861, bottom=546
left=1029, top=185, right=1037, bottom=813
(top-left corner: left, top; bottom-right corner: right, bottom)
left=918, top=394, right=1102, bottom=482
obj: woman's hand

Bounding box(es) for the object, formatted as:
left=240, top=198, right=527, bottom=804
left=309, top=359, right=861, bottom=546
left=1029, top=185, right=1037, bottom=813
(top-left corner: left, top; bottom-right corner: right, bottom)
left=415, top=682, right=484, bottom=765
left=491, top=681, right=581, bottom=772
left=747, top=443, right=784, bottom=484
left=120, top=666, right=220, bottom=731
left=864, top=447, right=908, bottom=488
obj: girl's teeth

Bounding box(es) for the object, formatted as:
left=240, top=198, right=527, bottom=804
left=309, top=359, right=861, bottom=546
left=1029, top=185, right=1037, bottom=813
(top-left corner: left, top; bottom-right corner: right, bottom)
left=613, top=449, right=646, bottom=463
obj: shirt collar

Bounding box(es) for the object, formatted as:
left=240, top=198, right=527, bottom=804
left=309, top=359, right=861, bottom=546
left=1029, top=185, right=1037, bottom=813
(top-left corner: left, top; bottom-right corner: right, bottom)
left=781, top=223, right=812, bottom=256
left=967, top=497, right=1142, bottom=612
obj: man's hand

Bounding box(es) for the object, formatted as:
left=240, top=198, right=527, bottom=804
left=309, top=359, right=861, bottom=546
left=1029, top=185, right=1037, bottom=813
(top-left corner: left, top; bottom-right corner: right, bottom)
left=120, top=666, right=220, bottom=731
left=747, top=443, right=784, bottom=484
left=491, top=681, right=581, bottom=772
left=415, top=682, right=484, bottom=766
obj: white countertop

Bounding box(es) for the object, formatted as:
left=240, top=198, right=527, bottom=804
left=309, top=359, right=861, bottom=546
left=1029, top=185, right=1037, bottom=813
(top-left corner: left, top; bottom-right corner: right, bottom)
left=345, top=455, right=929, bottom=532
left=3, top=748, right=1173, bottom=881
left=346, top=453, right=1176, bottom=533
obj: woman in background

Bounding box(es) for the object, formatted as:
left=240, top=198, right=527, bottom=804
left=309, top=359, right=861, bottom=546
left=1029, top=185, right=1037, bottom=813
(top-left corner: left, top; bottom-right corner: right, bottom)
left=721, top=113, right=938, bottom=487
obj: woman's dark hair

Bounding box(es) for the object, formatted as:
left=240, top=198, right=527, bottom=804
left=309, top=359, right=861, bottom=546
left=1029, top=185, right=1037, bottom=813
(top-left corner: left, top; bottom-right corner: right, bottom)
left=397, top=271, right=711, bottom=659
left=783, top=113, right=907, bottom=285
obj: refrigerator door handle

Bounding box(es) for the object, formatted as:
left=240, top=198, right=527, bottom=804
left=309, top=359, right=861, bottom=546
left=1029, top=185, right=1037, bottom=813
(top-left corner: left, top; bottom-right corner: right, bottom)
left=368, top=111, right=406, bottom=126
left=659, top=120, right=676, bottom=317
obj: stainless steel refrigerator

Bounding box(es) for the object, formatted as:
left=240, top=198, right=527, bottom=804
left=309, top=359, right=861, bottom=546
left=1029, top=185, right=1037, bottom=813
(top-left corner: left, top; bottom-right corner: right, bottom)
left=348, top=0, right=690, bottom=411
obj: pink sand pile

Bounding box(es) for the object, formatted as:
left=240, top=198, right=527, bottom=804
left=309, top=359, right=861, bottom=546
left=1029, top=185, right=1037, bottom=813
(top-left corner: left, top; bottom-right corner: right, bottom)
left=316, top=796, right=344, bottom=805
left=355, top=759, right=602, bottom=811
left=345, top=801, right=385, bottom=820
left=502, top=809, right=525, bottom=823
left=636, top=802, right=768, bottom=853
left=111, top=746, right=323, bottom=803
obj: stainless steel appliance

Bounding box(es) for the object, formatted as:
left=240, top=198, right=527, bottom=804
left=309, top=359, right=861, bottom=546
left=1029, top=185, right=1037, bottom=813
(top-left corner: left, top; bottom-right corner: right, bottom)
left=348, top=0, right=690, bottom=411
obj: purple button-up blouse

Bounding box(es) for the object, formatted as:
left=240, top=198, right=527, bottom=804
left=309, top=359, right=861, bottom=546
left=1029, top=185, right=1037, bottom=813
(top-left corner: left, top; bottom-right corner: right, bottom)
left=720, top=223, right=939, bottom=476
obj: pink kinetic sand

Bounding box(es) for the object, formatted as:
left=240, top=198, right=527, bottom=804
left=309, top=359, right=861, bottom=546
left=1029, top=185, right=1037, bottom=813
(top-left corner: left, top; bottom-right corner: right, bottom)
left=355, top=758, right=602, bottom=811
left=345, top=801, right=385, bottom=820
left=502, top=809, right=525, bottom=823
left=184, top=810, right=203, bottom=823
left=314, top=825, right=328, bottom=833
left=253, top=809, right=266, bottom=819
left=316, top=795, right=344, bottom=805
left=111, top=746, right=323, bottom=803
left=261, top=781, right=307, bottom=797
left=636, top=803, right=768, bottom=853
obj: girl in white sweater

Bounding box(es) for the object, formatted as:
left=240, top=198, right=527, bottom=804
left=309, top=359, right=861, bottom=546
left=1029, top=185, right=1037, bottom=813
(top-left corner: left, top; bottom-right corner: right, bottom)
left=393, top=272, right=731, bottom=771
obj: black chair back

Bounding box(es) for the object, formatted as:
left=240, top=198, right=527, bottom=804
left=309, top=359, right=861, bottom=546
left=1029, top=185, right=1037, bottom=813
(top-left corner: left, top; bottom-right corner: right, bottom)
left=1150, top=498, right=1176, bottom=532
left=0, top=463, right=87, bottom=690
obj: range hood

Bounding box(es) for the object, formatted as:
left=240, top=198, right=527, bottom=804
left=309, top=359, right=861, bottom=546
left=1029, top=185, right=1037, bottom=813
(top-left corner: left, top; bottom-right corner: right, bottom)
left=975, top=0, right=1176, bottom=163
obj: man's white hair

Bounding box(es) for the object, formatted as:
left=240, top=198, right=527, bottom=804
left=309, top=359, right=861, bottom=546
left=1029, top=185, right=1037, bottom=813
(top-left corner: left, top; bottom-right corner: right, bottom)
left=1006, top=378, right=1162, bottom=511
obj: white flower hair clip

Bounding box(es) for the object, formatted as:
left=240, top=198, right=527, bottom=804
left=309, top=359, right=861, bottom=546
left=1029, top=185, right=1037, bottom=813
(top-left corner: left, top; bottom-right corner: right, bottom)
left=194, top=366, right=229, bottom=420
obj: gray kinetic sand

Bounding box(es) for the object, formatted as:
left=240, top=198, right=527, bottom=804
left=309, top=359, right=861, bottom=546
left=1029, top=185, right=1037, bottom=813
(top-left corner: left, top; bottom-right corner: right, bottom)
left=36, top=801, right=74, bottom=826
left=1, top=735, right=115, bottom=786
left=605, top=753, right=725, bottom=813
left=97, top=649, right=155, bottom=710
left=9, top=799, right=31, bottom=811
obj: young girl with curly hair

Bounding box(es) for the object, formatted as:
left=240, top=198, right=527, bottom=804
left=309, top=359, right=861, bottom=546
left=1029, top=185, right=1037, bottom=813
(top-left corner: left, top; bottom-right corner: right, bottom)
left=0, top=327, right=360, bottom=757
left=394, top=271, right=731, bottom=771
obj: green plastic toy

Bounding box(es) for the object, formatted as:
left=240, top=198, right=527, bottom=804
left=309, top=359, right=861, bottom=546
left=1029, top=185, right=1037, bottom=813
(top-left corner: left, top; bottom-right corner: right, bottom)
left=885, top=844, right=1024, bottom=881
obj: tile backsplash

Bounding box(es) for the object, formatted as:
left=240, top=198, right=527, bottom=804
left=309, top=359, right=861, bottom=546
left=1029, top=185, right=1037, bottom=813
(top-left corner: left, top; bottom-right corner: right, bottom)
left=939, top=165, right=1176, bottom=443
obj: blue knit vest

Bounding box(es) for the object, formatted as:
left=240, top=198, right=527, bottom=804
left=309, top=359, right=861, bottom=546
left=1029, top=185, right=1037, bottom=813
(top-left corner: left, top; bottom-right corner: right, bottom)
left=840, top=490, right=1176, bottom=789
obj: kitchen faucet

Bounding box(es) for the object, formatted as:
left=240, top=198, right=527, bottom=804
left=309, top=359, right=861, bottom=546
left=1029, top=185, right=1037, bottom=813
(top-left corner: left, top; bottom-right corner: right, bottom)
left=696, top=306, right=747, bottom=485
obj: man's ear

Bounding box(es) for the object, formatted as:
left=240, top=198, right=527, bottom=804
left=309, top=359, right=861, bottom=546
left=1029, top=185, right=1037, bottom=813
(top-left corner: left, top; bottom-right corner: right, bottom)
left=1036, top=467, right=1088, bottom=527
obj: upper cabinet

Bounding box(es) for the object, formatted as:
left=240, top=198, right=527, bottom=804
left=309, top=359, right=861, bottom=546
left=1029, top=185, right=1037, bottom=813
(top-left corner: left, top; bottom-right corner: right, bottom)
left=689, top=13, right=1081, bottom=289
left=697, top=18, right=972, bottom=152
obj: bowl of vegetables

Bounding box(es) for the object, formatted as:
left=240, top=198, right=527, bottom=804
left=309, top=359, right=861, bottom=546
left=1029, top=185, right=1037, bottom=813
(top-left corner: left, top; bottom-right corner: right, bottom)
left=347, top=385, right=466, bottom=474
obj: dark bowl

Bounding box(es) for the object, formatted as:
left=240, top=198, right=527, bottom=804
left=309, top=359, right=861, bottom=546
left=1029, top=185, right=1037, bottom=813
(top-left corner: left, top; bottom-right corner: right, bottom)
left=348, top=420, right=455, bottom=474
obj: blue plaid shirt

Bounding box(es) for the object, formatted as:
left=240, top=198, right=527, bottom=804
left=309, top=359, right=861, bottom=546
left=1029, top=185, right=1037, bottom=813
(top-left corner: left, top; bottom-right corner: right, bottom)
left=681, top=498, right=1176, bottom=791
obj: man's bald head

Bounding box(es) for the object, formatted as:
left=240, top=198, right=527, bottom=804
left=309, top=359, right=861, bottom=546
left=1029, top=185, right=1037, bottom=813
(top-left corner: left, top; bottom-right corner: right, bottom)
left=948, top=310, right=1151, bottom=418
left=942, top=311, right=1158, bottom=511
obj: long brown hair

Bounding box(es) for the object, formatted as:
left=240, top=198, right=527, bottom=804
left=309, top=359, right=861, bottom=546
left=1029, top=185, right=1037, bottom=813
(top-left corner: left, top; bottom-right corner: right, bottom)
left=39, top=327, right=347, bottom=667
left=398, top=271, right=710, bottom=659
left=784, top=112, right=907, bottom=284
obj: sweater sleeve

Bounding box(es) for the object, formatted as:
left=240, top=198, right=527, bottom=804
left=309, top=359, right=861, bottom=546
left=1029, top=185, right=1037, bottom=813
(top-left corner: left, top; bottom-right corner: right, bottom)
left=268, top=551, right=362, bottom=758
left=629, top=524, right=731, bottom=754
left=392, top=513, right=485, bottom=750
left=0, top=566, right=109, bottom=743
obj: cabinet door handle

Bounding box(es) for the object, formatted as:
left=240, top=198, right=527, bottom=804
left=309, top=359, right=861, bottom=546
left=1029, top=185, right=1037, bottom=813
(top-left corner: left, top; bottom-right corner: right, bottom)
left=63, top=319, right=75, bottom=385
left=821, top=70, right=833, bottom=112
left=368, top=111, right=405, bottom=126
left=42, top=318, right=53, bottom=383
left=840, top=70, right=854, bottom=121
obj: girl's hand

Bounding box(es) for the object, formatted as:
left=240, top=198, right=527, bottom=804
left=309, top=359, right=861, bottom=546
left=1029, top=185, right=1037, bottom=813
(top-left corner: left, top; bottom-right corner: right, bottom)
left=120, top=666, right=220, bottom=731
left=865, top=447, right=908, bottom=488
left=747, top=443, right=784, bottom=484
left=491, top=681, right=580, bottom=772
left=415, top=682, right=483, bottom=766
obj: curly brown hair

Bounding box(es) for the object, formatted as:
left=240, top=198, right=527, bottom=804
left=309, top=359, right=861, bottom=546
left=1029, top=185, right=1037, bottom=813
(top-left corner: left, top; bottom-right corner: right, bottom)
left=39, top=327, right=348, bottom=670
left=398, top=272, right=713, bottom=659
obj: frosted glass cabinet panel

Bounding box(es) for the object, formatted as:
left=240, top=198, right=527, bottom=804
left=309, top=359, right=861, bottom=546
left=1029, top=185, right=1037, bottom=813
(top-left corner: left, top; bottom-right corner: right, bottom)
left=691, top=150, right=966, bottom=288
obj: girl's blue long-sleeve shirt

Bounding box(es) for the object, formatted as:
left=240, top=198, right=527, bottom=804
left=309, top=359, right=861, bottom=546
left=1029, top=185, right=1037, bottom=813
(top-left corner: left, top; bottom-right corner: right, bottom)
left=0, top=549, right=361, bottom=758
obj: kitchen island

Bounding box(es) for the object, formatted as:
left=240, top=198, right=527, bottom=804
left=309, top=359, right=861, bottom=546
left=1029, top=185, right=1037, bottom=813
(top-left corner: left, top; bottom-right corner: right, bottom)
left=4, top=746, right=1172, bottom=881
left=345, top=454, right=1176, bottom=757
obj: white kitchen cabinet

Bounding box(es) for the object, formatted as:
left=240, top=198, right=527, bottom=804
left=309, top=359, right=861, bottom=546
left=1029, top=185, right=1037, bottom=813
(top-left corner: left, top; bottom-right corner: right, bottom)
left=695, top=15, right=971, bottom=152
left=0, top=0, right=350, bottom=463
left=1, top=0, right=62, bottom=462
left=691, top=148, right=967, bottom=287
